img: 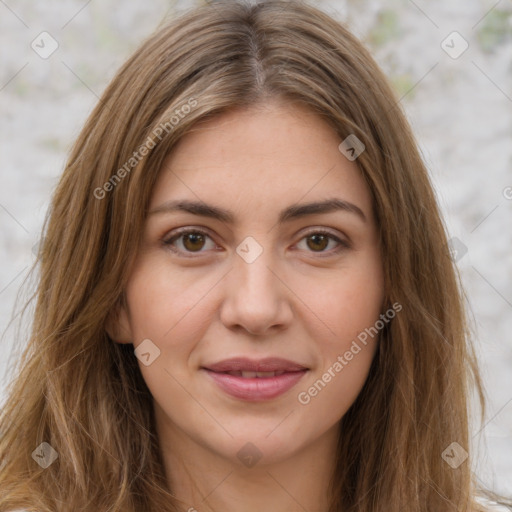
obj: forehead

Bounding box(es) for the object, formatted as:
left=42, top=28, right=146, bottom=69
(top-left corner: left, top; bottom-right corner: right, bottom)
left=150, top=102, right=373, bottom=221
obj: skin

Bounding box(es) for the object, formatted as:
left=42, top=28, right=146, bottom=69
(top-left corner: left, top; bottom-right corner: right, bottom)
left=107, top=100, right=384, bottom=512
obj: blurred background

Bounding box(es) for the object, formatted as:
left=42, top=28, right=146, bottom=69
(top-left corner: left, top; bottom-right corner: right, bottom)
left=1, top=0, right=511, bottom=496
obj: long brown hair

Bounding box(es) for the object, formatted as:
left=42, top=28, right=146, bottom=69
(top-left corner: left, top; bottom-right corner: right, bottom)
left=0, top=1, right=509, bottom=511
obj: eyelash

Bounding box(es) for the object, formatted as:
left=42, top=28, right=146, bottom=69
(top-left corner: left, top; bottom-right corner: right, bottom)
left=162, top=227, right=350, bottom=258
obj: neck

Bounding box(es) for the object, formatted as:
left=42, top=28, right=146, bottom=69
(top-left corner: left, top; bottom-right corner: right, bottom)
left=156, top=413, right=339, bottom=512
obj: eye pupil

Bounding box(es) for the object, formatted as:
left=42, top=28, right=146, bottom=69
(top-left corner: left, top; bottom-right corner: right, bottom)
left=168, top=230, right=340, bottom=256
left=183, top=233, right=205, bottom=251
left=307, top=234, right=328, bottom=251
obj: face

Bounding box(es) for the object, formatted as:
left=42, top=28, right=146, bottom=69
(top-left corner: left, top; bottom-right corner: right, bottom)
left=108, top=101, right=384, bottom=468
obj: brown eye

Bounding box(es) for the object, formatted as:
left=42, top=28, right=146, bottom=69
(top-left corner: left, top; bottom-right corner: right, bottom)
left=306, top=233, right=330, bottom=251
left=296, top=229, right=349, bottom=255
left=182, top=232, right=206, bottom=251
left=163, top=228, right=217, bottom=255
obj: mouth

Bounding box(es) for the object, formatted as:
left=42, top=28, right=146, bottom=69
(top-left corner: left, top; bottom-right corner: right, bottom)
left=201, top=357, right=309, bottom=401
left=215, top=370, right=288, bottom=378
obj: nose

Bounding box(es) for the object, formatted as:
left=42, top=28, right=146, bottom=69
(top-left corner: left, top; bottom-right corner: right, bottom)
left=219, top=243, right=294, bottom=336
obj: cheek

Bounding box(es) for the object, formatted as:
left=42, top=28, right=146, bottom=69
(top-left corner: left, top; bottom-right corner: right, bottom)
left=295, top=291, right=382, bottom=429
left=295, top=251, right=383, bottom=410
left=125, top=258, right=215, bottom=343
left=124, top=260, right=215, bottom=407
left=301, top=250, right=384, bottom=346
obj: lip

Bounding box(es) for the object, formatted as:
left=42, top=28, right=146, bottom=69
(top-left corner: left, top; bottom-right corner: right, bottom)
left=203, top=357, right=308, bottom=373
left=202, top=357, right=309, bottom=401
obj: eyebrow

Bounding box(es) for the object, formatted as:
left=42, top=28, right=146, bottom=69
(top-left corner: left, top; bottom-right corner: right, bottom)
left=148, top=198, right=367, bottom=224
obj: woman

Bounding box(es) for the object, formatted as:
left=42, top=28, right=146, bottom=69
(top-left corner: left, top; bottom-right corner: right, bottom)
left=0, top=1, right=510, bottom=510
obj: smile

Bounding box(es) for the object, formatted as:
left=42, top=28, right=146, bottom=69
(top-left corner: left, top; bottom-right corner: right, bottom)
left=221, top=370, right=286, bottom=377
left=203, top=369, right=308, bottom=401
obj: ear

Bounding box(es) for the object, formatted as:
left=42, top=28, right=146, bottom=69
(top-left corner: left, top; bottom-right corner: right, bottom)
left=105, top=295, right=133, bottom=344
